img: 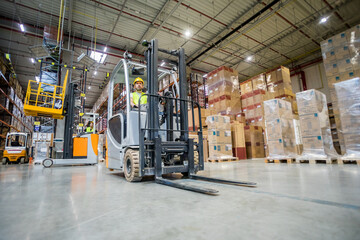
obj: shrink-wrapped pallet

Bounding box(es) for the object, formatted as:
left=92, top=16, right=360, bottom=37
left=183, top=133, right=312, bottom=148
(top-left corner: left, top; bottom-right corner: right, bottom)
left=296, top=89, right=338, bottom=161
left=264, top=99, right=297, bottom=159
left=334, top=77, right=360, bottom=160
left=206, top=115, right=236, bottom=160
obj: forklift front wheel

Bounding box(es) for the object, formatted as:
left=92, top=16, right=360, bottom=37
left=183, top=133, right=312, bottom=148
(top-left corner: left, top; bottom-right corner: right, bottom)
left=124, top=149, right=142, bottom=182
left=2, top=158, right=7, bottom=165
left=43, top=159, right=53, bottom=168
left=20, top=157, right=25, bottom=164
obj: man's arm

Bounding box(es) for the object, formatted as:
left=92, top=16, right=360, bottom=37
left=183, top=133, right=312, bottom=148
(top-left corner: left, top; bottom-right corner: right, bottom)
left=130, top=93, right=135, bottom=107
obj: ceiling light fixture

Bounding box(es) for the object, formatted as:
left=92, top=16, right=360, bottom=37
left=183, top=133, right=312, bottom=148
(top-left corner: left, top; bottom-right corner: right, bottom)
left=203, top=74, right=207, bottom=78
left=246, top=56, right=253, bottom=62
left=30, top=58, right=35, bottom=63
left=161, top=61, right=165, bottom=66
left=94, top=71, right=97, bottom=75
left=104, top=46, right=107, bottom=52
left=35, top=76, right=40, bottom=83
left=19, top=24, right=25, bottom=32
left=320, top=16, right=329, bottom=24
left=88, top=86, right=91, bottom=90
left=185, top=30, right=191, bottom=38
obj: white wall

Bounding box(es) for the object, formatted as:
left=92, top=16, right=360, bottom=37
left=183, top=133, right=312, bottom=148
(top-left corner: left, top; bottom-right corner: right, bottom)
left=290, top=62, right=332, bottom=102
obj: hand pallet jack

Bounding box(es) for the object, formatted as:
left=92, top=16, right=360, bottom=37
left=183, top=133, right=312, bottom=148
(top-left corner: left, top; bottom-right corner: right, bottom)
left=106, top=39, right=256, bottom=195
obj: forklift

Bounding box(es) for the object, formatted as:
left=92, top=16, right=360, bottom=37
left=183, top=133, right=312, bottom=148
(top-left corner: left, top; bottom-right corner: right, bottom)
left=106, top=39, right=256, bottom=194
left=2, top=132, right=30, bottom=165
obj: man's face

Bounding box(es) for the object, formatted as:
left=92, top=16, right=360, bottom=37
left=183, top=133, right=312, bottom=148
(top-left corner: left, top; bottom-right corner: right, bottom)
left=134, top=81, right=143, bottom=91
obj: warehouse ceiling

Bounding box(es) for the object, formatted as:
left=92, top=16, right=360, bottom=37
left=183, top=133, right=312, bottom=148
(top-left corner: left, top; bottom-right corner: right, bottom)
left=0, top=0, right=360, bottom=108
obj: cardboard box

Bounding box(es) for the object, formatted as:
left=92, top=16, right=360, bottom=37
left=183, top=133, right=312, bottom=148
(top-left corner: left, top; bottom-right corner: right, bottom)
left=203, top=139, right=209, bottom=161
left=246, top=142, right=265, bottom=158
left=251, top=74, right=266, bottom=91
left=267, top=138, right=297, bottom=158
left=265, top=118, right=295, bottom=141
left=231, top=121, right=245, bottom=147
left=244, top=125, right=264, bottom=143
left=206, top=115, right=231, bottom=130
left=240, top=80, right=253, bottom=94
left=263, top=99, right=293, bottom=120
left=235, top=112, right=246, bottom=122
left=296, top=90, right=326, bottom=115
left=232, top=147, right=246, bottom=160
left=208, top=143, right=233, bottom=158
left=299, top=113, right=325, bottom=137
left=208, top=66, right=239, bottom=83
left=208, top=130, right=231, bottom=144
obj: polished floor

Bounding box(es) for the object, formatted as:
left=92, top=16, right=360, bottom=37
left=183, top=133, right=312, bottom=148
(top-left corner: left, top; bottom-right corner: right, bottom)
left=0, top=160, right=359, bottom=240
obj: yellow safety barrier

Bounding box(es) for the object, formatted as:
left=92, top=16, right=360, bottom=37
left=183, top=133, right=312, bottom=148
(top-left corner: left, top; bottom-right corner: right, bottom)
left=23, top=70, right=69, bottom=119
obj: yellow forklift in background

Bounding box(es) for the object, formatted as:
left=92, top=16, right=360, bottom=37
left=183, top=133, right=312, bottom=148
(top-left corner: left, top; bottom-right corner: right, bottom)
left=2, top=132, right=30, bottom=165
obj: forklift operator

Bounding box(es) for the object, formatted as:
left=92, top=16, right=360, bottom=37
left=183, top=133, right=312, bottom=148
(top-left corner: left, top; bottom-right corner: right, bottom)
left=130, top=77, right=147, bottom=108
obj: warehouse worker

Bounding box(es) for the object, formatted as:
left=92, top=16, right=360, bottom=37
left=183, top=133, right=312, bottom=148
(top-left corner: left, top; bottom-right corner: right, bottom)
left=130, top=77, right=147, bottom=108
left=86, top=121, right=94, bottom=133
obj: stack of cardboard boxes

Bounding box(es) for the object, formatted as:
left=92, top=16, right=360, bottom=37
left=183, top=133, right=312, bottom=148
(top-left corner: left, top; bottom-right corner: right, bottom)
left=264, top=66, right=298, bottom=115
left=244, top=125, right=265, bottom=158
left=334, top=78, right=360, bottom=160
left=264, top=99, right=297, bottom=159
left=207, top=66, right=241, bottom=117
left=190, top=73, right=206, bottom=108
left=231, top=121, right=246, bottom=160
left=206, top=115, right=235, bottom=160
left=296, top=89, right=338, bottom=160
left=320, top=24, right=360, bottom=154
left=240, top=74, right=266, bottom=128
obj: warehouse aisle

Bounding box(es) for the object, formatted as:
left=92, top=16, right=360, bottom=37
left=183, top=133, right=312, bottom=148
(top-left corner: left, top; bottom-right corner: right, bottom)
left=0, top=161, right=359, bottom=240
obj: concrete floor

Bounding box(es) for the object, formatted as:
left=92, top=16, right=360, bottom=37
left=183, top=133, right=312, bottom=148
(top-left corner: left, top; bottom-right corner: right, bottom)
left=0, top=160, right=359, bottom=240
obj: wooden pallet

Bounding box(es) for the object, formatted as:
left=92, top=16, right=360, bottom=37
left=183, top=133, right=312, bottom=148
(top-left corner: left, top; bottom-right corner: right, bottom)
left=265, top=158, right=296, bottom=164
left=206, top=157, right=238, bottom=163
left=338, top=159, right=360, bottom=165
left=296, top=159, right=338, bottom=164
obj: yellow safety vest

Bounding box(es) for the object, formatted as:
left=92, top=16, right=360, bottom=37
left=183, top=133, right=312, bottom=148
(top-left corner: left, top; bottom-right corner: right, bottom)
left=132, top=91, right=147, bottom=105
left=86, top=127, right=93, bottom=133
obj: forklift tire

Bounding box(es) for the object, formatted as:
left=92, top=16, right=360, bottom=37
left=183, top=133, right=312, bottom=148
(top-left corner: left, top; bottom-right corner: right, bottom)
left=124, top=149, right=142, bottom=182
left=2, top=158, right=7, bottom=165
left=43, top=159, right=53, bottom=168
left=20, top=158, right=25, bottom=164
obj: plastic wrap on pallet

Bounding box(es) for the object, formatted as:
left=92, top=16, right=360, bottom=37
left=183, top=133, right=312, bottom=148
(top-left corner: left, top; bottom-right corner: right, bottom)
left=296, top=89, right=339, bottom=160
left=251, top=74, right=266, bottom=91
left=264, top=99, right=297, bottom=158
left=264, top=99, right=293, bottom=120
left=334, top=77, right=360, bottom=160
left=92, top=82, right=110, bottom=113
left=206, top=115, right=235, bottom=160
left=208, top=77, right=240, bottom=115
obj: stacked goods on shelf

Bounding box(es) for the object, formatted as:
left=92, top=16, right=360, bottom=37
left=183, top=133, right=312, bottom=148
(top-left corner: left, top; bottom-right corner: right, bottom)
left=264, top=99, right=297, bottom=159
left=92, top=83, right=109, bottom=113
left=231, top=121, right=246, bottom=159
left=334, top=77, right=360, bottom=160
left=320, top=24, right=360, bottom=154
left=244, top=125, right=264, bottom=158
left=296, top=89, right=338, bottom=160
left=190, top=73, right=206, bottom=108
left=8, top=75, right=25, bottom=100
left=206, top=115, right=235, bottom=160
left=207, top=66, right=241, bottom=117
